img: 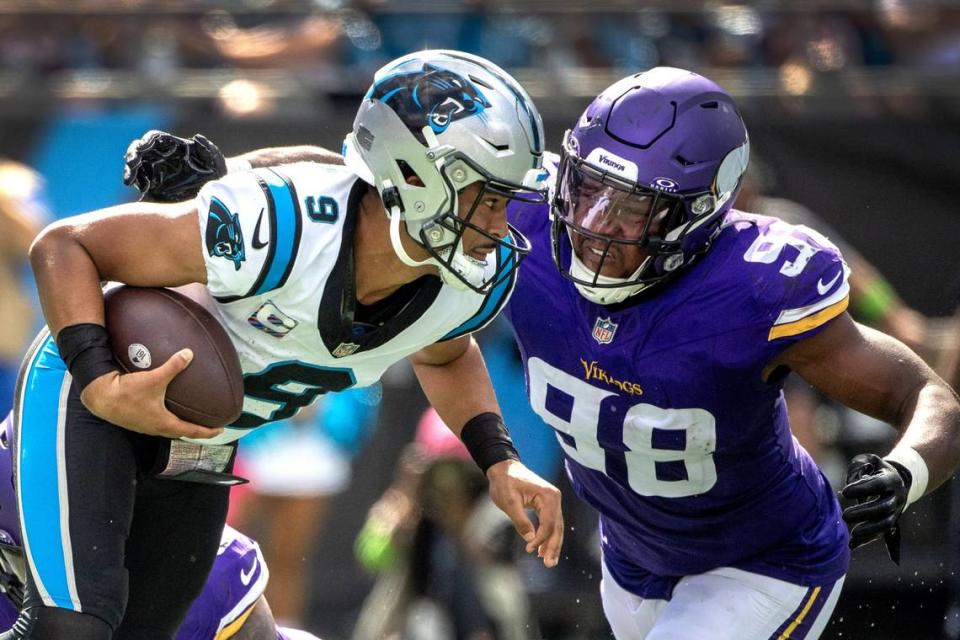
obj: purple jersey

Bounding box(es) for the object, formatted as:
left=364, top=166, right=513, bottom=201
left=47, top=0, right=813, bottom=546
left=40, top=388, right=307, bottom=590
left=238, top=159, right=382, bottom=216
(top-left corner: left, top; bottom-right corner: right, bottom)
left=177, top=525, right=268, bottom=640
left=506, top=196, right=850, bottom=599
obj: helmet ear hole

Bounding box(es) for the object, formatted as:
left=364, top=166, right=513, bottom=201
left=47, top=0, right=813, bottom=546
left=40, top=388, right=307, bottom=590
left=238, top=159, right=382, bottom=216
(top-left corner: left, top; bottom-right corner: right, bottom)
left=396, top=159, right=422, bottom=185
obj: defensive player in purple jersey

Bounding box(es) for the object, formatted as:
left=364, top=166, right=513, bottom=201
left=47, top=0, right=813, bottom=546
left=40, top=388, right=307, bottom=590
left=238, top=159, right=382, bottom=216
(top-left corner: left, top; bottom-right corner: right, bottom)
left=501, top=67, right=960, bottom=638
left=122, top=66, right=960, bottom=639
left=0, top=413, right=320, bottom=640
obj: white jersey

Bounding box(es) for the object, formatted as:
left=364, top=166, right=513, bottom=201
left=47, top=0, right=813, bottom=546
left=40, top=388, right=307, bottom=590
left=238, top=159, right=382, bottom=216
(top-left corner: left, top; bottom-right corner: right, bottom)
left=190, top=162, right=516, bottom=444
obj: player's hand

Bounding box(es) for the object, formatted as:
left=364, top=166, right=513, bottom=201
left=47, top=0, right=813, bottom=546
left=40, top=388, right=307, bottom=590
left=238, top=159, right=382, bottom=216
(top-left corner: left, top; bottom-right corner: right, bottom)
left=79, top=349, right=223, bottom=440
left=485, top=459, right=563, bottom=567
left=123, top=130, right=227, bottom=202
left=841, top=453, right=910, bottom=562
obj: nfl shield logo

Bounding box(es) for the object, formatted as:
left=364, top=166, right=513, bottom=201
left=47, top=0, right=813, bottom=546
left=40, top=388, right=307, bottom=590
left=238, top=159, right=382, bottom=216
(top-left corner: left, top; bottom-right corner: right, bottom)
left=592, top=316, right=618, bottom=344
left=332, top=342, right=361, bottom=358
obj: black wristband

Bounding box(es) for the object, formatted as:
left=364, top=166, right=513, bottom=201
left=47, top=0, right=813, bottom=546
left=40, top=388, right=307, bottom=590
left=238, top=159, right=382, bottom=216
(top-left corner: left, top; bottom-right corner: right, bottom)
left=460, top=412, right=520, bottom=473
left=55, top=323, right=120, bottom=392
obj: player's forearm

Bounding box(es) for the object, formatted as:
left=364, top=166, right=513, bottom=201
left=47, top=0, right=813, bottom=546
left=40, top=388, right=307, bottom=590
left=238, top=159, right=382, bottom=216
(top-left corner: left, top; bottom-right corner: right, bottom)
left=888, top=381, right=960, bottom=495
left=411, top=339, right=501, bottom=436
left=30, top=203, right=206, bottom=335
left=30, top=220, right=109, bottom=334
left=231, top=146, right=344, bottom=170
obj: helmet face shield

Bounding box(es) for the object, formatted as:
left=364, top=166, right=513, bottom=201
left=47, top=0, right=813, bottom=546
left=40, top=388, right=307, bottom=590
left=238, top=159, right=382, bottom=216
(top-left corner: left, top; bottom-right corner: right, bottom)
left=553, top=134, right=688, bottom=289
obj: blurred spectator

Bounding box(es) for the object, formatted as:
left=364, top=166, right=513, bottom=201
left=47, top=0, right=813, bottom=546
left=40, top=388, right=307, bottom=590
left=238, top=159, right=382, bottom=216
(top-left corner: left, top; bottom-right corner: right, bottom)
left=230, top=385, right=381, bottom=630
left=0, top=160, right=48, bottom=417
left=344, top=0, right=533, bottom=74
left=199, top=9, right=342, bottom=69
left=352, top=408, right=533, bottom=640
left=0, top=3, right=957, bottom=95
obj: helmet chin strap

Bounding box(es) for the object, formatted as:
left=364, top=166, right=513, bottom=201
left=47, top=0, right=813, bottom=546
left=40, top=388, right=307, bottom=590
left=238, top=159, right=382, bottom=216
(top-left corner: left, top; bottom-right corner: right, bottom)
left=386, top=196, right=430, bottom=269
left=382, top=119, right=494, bottom=292
left=568, top=245, right=651, bottom=305
left=385, top=185, right=490, bottom=292
left=445, top=250, right=491, bottom=290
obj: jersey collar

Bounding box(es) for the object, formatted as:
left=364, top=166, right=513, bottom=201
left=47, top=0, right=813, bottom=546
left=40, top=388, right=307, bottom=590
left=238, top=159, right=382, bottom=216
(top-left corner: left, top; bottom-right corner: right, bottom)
left=317, top=179, right=443, bottom=358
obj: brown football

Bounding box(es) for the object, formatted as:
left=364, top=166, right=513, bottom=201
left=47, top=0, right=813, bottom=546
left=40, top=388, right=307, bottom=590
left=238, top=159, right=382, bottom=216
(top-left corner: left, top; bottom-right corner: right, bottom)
left=103, top=286, right=244, bottom=428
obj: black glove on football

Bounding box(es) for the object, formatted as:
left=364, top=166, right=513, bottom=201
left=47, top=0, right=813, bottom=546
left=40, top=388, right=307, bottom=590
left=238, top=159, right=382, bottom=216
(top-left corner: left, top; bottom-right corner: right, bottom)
left=841, top=453, right=911, bottom=564
left=123, top=130, right=227, bottom=202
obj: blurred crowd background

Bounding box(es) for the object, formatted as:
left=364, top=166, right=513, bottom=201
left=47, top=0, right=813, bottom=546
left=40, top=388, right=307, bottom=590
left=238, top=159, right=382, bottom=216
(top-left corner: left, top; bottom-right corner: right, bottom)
left=1, top=1, right=960, bottom=639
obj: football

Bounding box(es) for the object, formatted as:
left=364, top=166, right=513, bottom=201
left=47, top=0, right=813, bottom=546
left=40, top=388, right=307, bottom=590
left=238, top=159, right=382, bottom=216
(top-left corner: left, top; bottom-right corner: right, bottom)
left=103, top=286, right=244, bottom=428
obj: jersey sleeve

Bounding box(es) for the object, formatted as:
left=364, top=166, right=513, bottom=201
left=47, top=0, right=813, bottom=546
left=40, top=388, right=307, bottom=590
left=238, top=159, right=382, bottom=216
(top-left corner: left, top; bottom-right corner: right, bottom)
left=749, top=219, right=850, bottom=352
left=196, top=167, right=304, bottom=303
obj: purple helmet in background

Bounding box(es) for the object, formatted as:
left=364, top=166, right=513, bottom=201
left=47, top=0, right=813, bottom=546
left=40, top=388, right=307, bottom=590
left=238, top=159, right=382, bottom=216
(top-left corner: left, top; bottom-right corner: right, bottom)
left=551, top=67, right=750, bottom=304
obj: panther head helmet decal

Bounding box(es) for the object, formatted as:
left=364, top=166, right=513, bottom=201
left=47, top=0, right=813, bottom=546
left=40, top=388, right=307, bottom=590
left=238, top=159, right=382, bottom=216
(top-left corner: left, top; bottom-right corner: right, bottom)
left=368, top=63, right=491, bottom=142
left=342, top=50, right=547, bottom=293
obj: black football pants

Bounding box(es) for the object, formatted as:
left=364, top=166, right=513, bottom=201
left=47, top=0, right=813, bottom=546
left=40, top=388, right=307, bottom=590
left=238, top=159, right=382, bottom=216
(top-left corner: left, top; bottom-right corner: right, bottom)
left=12, top=334, right=231, bottom=638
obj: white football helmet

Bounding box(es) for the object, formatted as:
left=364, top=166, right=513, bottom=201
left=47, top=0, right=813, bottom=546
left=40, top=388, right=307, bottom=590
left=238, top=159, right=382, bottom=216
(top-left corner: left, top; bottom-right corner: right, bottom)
left=343, top=49, right=547, bottom=292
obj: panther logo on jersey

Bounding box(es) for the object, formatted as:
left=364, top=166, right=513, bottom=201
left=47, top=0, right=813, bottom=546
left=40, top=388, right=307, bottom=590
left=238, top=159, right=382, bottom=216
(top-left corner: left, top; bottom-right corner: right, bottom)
left=205, top=197, right=246, bottom=270
left=368, top=63, right=491, bottom=142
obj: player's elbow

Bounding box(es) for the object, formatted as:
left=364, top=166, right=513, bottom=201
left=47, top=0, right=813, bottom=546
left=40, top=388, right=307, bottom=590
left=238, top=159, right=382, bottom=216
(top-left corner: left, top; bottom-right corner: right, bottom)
left=936, top=383, right=960, bottom=459
left=30, top=220, right=70, bottom=270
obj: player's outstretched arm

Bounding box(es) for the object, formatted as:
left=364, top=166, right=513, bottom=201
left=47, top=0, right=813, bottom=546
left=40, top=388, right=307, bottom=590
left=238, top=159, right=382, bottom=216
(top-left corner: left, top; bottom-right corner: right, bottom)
left=29, top=200, right=221, bottom=440
left=411, top=336, right=564, bottom=567
left=767, top=312, right=960, bottom=553
left=230, top=145, right=344, bottom=170
left=124, top=130, right=342, bottom=202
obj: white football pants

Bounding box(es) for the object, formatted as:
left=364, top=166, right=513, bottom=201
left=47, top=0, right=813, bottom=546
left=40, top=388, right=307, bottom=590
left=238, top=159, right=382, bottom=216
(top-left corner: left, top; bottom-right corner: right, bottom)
left=600, top=560, right=844, bottom=640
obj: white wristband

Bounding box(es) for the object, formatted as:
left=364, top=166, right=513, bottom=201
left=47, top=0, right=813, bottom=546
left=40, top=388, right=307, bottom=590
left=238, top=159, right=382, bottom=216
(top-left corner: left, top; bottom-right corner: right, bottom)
left=884, top=446, right=929, bottom=511
left=225, top=157, right=252, bottom=174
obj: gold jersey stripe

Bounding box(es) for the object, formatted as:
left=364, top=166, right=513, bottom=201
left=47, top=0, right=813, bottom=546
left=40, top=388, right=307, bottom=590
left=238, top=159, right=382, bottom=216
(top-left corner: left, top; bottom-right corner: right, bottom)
left=777, top=585, right=822, bottom=639
left=768, top=296, right=849, bottom=341
left=215, top=600, right=259, bottom=640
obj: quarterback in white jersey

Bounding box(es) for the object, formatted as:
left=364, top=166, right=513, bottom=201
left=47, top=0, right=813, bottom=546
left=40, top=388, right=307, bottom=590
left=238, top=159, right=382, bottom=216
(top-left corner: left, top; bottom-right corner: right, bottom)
left=192, top=160, right=524, bottom=443
left=16, top=50, right=562, bottom=639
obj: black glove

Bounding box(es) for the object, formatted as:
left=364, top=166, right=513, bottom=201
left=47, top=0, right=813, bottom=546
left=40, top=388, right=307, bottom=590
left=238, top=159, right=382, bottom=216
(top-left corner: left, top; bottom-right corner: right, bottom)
left=840, top=453, right=911, bottom=564
left=123, top=130, right=227, bottom=202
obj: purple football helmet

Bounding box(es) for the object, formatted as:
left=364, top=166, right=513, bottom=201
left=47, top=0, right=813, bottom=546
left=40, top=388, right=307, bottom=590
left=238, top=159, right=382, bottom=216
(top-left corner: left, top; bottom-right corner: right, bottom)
left=552, top=67, right=750, bottom=304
